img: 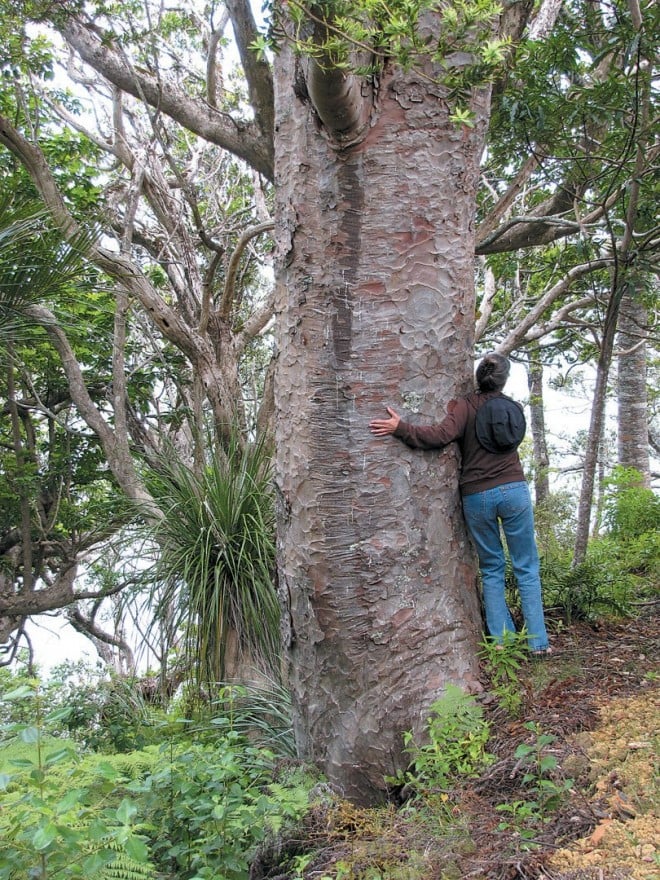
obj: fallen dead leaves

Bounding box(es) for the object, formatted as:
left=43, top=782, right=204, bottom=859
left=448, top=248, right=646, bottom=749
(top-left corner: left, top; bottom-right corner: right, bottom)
left=548, top=689, right=659, bottom=880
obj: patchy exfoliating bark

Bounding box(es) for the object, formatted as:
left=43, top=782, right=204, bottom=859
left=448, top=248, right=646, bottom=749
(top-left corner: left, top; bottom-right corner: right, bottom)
left=272, top=20, right=491, bottom=799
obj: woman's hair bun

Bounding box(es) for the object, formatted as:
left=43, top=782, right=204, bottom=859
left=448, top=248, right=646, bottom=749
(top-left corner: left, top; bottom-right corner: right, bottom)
left=476, top=353, right=510, bottom=392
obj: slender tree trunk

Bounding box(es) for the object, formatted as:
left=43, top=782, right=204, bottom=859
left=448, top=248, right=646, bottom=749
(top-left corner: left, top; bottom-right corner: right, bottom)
left=617, top=288, right=650, bottom=484
left=593, top=422, right=610, bottom=537
left=574, top=36, right=649, bottom=565
left=273, top=42, right=489, bottom=802
left=573, top=293, right=620, bottom=565
left=526, top=347, right=550, bottom=505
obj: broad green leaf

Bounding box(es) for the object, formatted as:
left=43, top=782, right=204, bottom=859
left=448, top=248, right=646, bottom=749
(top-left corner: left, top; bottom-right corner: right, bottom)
left=116, top=798, right=138, bottom=824
left=19, top=726, right=39, bottom=744
left=32, top=822, right=58, bottom=850
left=2, top=685, right=36, bottom=701
left=124, top=834, right=150, bottom=862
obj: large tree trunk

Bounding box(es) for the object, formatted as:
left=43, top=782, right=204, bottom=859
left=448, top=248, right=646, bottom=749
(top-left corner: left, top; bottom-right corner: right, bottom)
left=617, top=288, right=650, bottom=484
left=272, top=42, right=490, bottom=802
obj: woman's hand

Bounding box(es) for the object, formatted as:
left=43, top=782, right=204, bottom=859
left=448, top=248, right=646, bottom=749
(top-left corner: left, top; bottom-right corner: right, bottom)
left=369, top=407, right=401, bottom=436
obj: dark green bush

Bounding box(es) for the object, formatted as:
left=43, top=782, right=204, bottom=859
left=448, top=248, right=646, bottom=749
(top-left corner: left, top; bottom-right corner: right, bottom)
left=540, top=552, right=634, bottom=622
left=603, top=467, right=660, bottom=541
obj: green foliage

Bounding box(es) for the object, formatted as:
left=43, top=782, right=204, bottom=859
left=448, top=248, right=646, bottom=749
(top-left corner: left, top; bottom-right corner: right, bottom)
left=479, top=632, right=528, bottom=716
left=255, top=0, right=509, bottom=122
left=0, top=674, right=312, bottom=880
left=46, top=664, right=164, bottom=754
left=146, top=431, right=280, bottom=691
left=496, top=721, right=573, bottom=846
left=204, top=680, right=297, bottom=759
left=0, top=197, right=99, bottom=341
left=0, top=682, right=156, bottom=880
left=541, top=553, right=634, bottom=622
left=489, top=0, right=655, bottom=165
left=126, top=734, right=309, bottom=879
left=602, top=466, right=660, bottom=541
left=534, top=491, right=578, bottom=557
left=539, top=471, right=659, bottom=622
left=393, top=685, right=494, bottom=795
left=529, top=469, right=658, bottom=623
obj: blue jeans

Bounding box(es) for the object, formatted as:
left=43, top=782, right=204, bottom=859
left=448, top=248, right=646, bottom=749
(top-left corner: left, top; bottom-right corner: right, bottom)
left=462, top=481, right=549, bottom=652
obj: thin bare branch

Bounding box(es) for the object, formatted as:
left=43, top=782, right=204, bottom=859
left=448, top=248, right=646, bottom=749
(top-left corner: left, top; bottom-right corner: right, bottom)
left=219, top=220, right=275, bottom=320
left=496, top=258, right=613, bottom=354
left=60, top=17, right=274, bottom=179
left=478, top=154, right=542, bottom=242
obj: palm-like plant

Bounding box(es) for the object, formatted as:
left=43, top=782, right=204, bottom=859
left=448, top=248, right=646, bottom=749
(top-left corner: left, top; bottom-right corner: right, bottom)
left=0, top=198, right=95, bottom=343
left=146, top=433, right=280, bottom=693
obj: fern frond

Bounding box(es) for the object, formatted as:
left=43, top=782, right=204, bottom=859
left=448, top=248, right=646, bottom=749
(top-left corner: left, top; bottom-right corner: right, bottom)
left=99, top=839, right=157, bottom=880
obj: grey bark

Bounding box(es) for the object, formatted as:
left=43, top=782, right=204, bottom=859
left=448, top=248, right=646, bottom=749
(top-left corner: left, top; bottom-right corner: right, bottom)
left=60, top=17, right=274, bottom=179
left=616, top=289, right=650, bottom=484
left=526, top=349, right=551, bottom=505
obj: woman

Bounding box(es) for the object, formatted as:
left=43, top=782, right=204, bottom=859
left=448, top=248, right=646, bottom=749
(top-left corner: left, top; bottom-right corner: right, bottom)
left=369, top=353, right=551, bottom=655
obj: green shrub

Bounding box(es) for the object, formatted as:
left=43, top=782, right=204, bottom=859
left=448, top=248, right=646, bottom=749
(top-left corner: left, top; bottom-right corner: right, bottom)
left=47, top=665, right=164, bottom=753
left=146, top=432, right=281, bottom=693
left=393, top=685, right=494, bottom=797
left=534, top=491, right=578, bottom=556
left=539, top=472, right=659, bottom=622
left=127, top=734, right=310, bottom=879
left=479, top=632, right=528, bottom=716
left=541, top=552, right=634, bottom=622
left=0, top=680, right=312, bottom=880
left=205, top=680, right=297, bottom=758
left=603, top=467, right=660, bottom=541
left=496, top=721, right=573, bottom=846
left=0, top=685, right=154, bottom=880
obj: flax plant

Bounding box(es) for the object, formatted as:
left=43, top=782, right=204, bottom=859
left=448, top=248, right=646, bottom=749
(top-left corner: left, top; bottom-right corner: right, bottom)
left=146, top=433, right=280, bottom=695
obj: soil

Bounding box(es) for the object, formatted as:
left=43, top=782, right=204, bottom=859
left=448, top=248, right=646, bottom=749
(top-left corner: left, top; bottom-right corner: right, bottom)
left=254, top=613, right=659, bottom=880
left=466, top=614, right=659, bottom=880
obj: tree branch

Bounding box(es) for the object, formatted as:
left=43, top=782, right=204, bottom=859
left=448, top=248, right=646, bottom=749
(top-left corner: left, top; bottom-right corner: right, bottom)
left=224, top=0, right=275, bottom=143
left=23, top=304, right=156, bottom=511
left=528, top=0, right=566, bottom=40
left=219, top=220, right=274, bottom=320
left=478, top=153, right=542, bottom=242
left=67, top=607, right=136, bottom=672
left=206, top=9, right=230, bottom=108
left=60, top=17, right=274, bottom=179
left=495, top=258, right=613, bottom=354
left=476, top=185, right=583, bottom=253
left=235, top=289, right=276, bottom=355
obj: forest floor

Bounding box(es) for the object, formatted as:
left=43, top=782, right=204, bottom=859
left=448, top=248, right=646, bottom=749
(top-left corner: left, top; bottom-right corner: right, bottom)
left=258, top=612, right=659, bottom=880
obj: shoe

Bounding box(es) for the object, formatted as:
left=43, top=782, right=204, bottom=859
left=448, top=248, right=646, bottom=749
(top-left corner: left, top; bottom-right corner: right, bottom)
left=531, top=647, right=552, bottom=657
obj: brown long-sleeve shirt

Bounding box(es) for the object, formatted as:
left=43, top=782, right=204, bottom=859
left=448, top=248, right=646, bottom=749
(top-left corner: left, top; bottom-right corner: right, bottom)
left=393, top=391, right=526, bottom=496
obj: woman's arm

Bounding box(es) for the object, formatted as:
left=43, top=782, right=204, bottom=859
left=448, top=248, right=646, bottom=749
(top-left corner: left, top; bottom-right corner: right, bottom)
left=369, top=399, right=467, bottom=450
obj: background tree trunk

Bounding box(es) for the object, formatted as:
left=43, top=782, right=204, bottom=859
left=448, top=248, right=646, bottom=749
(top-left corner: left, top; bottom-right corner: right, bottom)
left=617, top=288, right=650, bottom=484
left=273, top=44, right=489, bottom=802
left=526, top=347, right=551, bottom=505
left=573, top=68, right=648, bottom=565
left=573, top=302, right=618, bottom=565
